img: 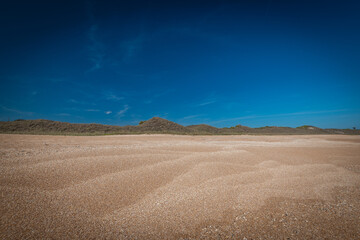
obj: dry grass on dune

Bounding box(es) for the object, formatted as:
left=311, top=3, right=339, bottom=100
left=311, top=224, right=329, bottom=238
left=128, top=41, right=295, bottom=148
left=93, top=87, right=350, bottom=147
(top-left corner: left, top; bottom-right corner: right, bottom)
left=1, top=134, right=360, bottom=239
left=1, top=118, right=359, bottom=135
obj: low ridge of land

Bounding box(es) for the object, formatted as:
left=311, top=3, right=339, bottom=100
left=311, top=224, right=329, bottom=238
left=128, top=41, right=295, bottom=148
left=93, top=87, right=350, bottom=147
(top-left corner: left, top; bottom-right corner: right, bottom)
left=0, top=117, right=359, bottom=135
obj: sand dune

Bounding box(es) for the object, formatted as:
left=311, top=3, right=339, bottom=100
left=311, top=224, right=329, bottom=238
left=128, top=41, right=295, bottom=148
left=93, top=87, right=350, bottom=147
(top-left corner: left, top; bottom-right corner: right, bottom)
left=1, top=134, right=360, bottom=239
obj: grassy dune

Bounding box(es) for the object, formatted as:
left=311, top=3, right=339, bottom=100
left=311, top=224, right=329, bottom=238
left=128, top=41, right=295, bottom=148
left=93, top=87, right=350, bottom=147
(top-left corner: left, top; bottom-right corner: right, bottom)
left=1, top=118, right=359, bottom=135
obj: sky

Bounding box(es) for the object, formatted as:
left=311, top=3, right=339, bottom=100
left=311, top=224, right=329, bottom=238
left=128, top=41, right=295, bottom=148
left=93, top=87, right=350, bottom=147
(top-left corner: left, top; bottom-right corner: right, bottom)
left=0, top=0, right=359, bottom=128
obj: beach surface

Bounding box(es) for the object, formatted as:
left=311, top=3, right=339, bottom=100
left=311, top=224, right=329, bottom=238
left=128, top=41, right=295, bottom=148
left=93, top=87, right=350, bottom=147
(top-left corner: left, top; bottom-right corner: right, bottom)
left=1, top=134, right=360, bottom=239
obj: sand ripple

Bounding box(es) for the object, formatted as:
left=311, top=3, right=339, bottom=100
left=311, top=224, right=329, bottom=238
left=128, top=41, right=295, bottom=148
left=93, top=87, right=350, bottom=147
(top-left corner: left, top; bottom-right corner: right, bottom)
left=1, top=134, right=360, bottom=239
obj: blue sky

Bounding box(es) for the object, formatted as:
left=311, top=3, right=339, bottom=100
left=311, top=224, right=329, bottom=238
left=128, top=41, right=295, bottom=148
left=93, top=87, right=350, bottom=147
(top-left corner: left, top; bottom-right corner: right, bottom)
left=1, top=0, right=359, bottom=128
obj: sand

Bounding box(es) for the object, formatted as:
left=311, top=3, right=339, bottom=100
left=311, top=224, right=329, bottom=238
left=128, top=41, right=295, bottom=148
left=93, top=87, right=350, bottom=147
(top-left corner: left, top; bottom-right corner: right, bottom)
left=1, top=134, right=360, bottom=239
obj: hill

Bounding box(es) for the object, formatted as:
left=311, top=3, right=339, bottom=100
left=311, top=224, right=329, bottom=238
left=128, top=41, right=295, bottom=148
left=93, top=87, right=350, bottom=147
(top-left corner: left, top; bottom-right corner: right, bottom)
left=186, top=124, right=222, bottom=134
left=138, top=117, right=191, bottom=133
left=0, top=118, right=359, bottom=135
left=0, top=119, right=127, bottom=135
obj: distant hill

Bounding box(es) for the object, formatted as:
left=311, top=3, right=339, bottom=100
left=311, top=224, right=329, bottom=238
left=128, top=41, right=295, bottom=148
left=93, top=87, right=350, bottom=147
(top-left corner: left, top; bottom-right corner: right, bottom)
left=138, top=117, right=191, bottom=133
left=0, top=118, right=359, bottom=135
left=0, top=119, right=126, bottom=135
left=186, top=124, right=222, bottom=134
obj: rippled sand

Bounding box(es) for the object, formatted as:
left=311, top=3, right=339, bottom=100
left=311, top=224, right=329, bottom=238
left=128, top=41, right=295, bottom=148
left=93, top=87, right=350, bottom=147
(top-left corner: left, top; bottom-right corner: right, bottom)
left=1, top=134, right=360, bottom=239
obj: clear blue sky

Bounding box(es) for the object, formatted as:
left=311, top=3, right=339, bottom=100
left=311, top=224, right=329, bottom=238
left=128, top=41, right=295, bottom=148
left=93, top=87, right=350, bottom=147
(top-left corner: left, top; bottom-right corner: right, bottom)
left=1, top=0, right=359, bottom=128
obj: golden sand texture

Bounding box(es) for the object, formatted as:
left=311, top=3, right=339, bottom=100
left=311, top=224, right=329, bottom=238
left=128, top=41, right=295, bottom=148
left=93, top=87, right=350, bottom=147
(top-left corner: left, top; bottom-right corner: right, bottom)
left=1, top=134, right=360, bottom=239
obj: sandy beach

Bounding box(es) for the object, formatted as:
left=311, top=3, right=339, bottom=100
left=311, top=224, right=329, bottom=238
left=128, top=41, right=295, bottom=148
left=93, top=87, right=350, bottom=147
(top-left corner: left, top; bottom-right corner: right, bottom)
left=1, top=134, right=360, bottom=239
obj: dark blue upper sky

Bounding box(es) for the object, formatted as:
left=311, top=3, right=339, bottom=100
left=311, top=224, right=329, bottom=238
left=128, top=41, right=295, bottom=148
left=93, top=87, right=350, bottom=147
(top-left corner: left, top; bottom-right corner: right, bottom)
left=1, top=0, right=359, bottom=128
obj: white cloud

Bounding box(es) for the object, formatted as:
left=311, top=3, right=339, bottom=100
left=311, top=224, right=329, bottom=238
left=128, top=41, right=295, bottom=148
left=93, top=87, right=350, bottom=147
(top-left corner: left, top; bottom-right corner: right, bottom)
left=105, top=111, right=112, bottom=115
left=198, top=99, right=217, bottom=106
left=105, top=92, right=124, bottom=101
left=182, top=114, right=202, bottom=120
left=117, top=105, right=130, bottom=116
left=85, top=109, right=100, bottom=112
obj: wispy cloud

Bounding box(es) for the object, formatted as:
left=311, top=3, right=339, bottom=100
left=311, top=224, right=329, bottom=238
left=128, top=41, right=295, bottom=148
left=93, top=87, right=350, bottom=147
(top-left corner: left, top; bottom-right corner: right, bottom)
left=121, top=34, right=145, bottom=62
left=0, top=105, right=33, bottom=116
left=56, top=113, right=71, bottom=116
left=85, top=109, right=100, bottom=112
left=197, top=99, right=217, bottom=106
left=210, top=109, right=349, bottom=125
left=117, top=105, right=130, bottom=117
left=182, top=114, right=203, bottom=120
left=68, top=99, right=89, bottom=105
left=105, top=111, right=112, bottom=115
left=105, top=92, right=124, bottom=101
left=277, top=109, right=348, bottom=116
left=87, top=24, right=105, bottom=72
